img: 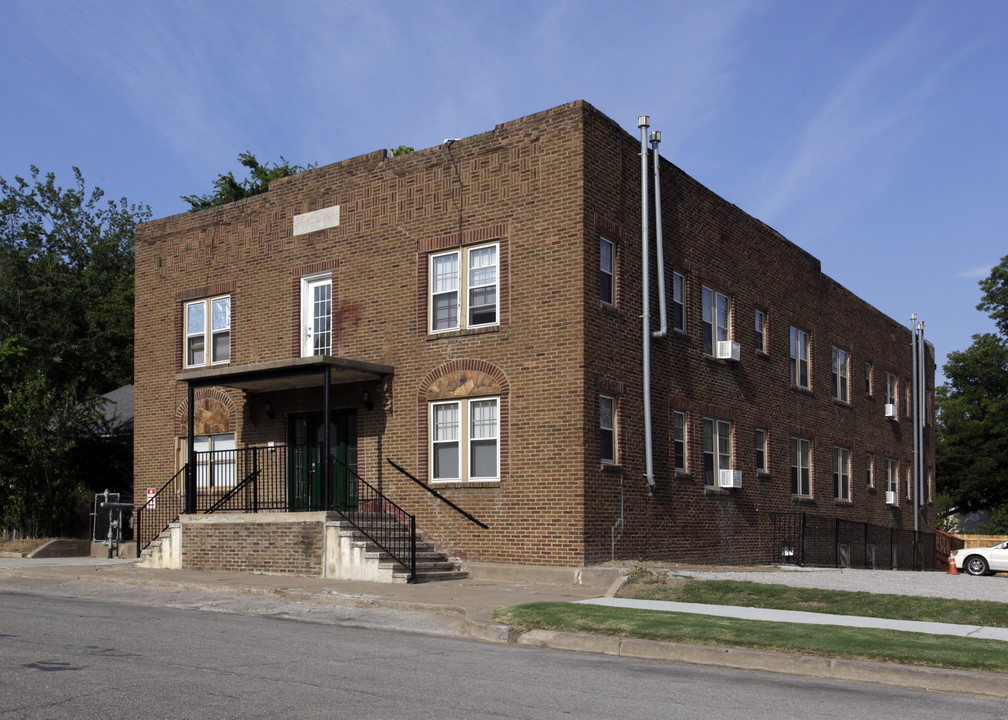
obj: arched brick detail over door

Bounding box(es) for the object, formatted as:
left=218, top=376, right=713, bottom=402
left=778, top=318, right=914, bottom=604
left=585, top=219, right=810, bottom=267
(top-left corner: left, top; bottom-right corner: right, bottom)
left=175, top=388, right=237, bottom=436
left=417, top=359, right=510, bottom=484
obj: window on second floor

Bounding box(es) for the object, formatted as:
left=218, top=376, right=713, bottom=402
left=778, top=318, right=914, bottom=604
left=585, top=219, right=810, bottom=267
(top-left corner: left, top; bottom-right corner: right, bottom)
left=301, top=273, right=332, bottom=357
left=790, top=327, right=810, bottom=389
left=831, top=347, right=849, bottom=403
left=755, top=308, right=767, bottom=354
left=885, top=372, right=898, bottom=409
left=430, top=243, right=498, bottom=333
left=672, top=271, right=685, bottom=332
left=185, top=296, right=230, bottom=367
left=600, top=238, right=614, bottom=305
left=866, top=452, right=875, bottom=487
left=865, top=361, right=874, bottom=396
left=754, top=428, right=768, bottom=473
left=702, top=286, right=731, bottom=356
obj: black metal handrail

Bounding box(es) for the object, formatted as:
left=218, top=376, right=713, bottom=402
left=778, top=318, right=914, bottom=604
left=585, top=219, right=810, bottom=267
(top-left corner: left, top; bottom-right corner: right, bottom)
left=205, top=469, right=261, bottom=515
left=334, top=457, right=416, bottom=582
left=136, top=465, right=186, bottom=558
left=386, top=457, right=489, bottom=529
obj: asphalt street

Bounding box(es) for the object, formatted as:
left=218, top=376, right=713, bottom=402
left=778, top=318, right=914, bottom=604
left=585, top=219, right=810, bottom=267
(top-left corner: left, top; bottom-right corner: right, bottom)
left=3, top=590, right=1006, bottom=720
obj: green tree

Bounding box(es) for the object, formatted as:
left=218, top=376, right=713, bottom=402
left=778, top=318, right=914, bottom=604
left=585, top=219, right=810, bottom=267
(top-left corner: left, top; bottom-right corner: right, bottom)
left=936, top=254, right=1008, bottom=518
left=0, top=167, right=148, bottom=535
left=181, top=152, right=316, bottom=211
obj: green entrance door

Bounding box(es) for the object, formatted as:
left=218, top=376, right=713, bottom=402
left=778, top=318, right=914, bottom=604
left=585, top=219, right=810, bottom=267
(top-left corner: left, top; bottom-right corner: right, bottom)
left=287, top=410, right=357, bottom=511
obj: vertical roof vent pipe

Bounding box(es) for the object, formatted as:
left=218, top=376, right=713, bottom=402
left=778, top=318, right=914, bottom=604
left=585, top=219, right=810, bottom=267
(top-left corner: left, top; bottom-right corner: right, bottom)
left=650, top=130, right=667, bottom=339
left=639, top=115, right=655, bottom=489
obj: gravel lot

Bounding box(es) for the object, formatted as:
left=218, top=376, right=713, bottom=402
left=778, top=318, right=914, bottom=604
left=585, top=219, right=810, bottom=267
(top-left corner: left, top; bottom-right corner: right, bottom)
left=674, top=567, right=1008, bottom=603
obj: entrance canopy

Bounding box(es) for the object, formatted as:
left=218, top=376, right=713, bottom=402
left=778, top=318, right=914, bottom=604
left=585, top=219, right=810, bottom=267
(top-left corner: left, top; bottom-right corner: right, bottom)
left=176, top=355, right=394, bottom=392
left=176, top=355, right=394, bottom=514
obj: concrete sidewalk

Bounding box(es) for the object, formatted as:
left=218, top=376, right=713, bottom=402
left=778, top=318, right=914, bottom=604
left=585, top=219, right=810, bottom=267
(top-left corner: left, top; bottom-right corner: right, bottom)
left=1, top=558, right=1006, bottom=700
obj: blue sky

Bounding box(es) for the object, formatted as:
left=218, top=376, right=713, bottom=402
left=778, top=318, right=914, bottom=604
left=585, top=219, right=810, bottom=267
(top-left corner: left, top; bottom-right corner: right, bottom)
left=3, top=0, right=1005, bottom=381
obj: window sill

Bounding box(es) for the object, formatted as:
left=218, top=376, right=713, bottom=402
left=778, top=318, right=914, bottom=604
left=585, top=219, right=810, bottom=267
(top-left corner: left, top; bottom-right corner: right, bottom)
left=755, top=350, right=770, bottom=359
left=832, top=398, right=852, bottom=408
left=674, top=471, right=692, bottom=480
left=600, top=463, right=621, bottom=472
left=834, top=499, right=853, bottom=505
left=791, top=385, right=813, bottom=396
left=430, top=480, right=501, bottom=489
left=703, top=486, right=736, bottom=496
left=427, top=325, right=500, bottom=341
left=791, top=495, right=815, bottom=504
left=756, top=471, right=772, bottom=480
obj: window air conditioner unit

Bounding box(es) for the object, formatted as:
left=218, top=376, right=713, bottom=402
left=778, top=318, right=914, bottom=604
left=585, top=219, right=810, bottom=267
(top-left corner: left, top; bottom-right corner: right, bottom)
left=719, top=469, right=742, bottom=488
left=884, top=403, right=898, bottom=419
left=885, top=491, right=897, bottom=505
left=716, top=341, right=740, bottom=362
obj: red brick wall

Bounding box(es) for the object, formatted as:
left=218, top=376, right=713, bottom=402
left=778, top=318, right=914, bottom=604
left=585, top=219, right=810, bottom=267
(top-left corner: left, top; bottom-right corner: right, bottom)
left=580, top=106, right=936, bottom=564
left=182, top=520, right=322, bottom=576
left=135, top=100, right=935, bottom=568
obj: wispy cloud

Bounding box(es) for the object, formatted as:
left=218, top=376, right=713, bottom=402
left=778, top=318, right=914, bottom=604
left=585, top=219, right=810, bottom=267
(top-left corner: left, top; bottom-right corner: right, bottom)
left=956, top=265, right=992, bottom=280
left=752, top=3, right=955, bottom=225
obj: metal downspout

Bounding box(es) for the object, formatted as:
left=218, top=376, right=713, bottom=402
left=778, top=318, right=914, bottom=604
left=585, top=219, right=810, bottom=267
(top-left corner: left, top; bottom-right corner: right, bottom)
left=650, top=130, right=667, bottom=339
left=639, top=116, right=655, bottom=488
left=911, top=314, right=919, bottom=533
left=918, top=321, right=926, bottom=522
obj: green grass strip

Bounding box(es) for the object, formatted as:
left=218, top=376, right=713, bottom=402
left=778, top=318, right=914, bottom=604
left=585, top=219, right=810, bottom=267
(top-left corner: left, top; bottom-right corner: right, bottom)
left=623, top=579, right=1008, bottom=627
left=493, top=602, right=1008, bottom=674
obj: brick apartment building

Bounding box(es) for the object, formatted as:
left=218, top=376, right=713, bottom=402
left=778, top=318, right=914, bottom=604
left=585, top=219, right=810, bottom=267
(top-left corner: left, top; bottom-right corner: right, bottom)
left=133, top=100, right=935, bottom=574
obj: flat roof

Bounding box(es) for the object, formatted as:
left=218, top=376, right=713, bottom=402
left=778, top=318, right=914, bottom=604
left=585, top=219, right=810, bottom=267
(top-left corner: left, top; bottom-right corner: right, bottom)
left=175, top=355, right=394, bottom=392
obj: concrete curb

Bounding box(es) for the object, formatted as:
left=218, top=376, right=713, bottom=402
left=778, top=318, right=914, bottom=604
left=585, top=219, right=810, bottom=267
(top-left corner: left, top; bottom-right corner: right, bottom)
left=515, top=629, right=1008, bottom=700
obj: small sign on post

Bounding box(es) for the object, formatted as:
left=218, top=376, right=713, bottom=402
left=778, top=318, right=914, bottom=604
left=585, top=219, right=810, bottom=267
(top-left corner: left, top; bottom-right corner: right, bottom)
left=146, top=487, right=156, bottom=509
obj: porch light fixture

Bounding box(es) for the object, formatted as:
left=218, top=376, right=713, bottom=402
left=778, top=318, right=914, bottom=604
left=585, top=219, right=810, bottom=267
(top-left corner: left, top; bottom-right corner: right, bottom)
left=263, top=401, right=275, bottom=420
left=361, top=389, right=374, bottom=411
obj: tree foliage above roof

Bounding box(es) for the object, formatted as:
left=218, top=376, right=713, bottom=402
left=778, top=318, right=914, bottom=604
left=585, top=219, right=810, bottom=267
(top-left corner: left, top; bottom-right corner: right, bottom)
left=937, top=254, right=1008, bottom=520
left=181, top=152, right=316, bottom=212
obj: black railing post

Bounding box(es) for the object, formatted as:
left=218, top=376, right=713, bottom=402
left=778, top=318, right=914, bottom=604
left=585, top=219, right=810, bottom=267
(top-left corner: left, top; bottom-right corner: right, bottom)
left=136, top=506, right=143, bottom=558
left=800, top=512, right=807, bottom=566
left=252, top=448, right=259, bottom=514
left=835, top=517, right=840, bottom=568
left=185, top=382, right=195, bottom=514
left=410, top=515, right=417, bottom=583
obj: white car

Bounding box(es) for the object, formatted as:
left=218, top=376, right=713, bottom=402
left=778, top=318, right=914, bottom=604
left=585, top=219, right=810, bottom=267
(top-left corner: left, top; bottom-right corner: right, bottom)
left=951, top=541, right=1008, bottom=576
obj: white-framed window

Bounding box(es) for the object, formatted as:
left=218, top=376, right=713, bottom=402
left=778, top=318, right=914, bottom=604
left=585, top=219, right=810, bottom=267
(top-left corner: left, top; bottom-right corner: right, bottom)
left=885, top=372, right=898, bottom=407
left=886, top=458, right=899, bottom=503
left=755, top=309, right=767, bottom=354
left=834, top=447, right=851, bottom=501
left=905, top=380, right=912, bottom=418
left=701, top=286, right=731, bottom=356
left=790, top=327, right=810, bottom=389
left=430, top=397, right=499, bottom=483
left=600, top=395, right=616, bottom=464
left=300, top=273, right=332, bottom=357
left=430, top=243, right=499, bottom=333
left=672, top=410, right=686, bottom=472
left=866, top=452, right=875, bottom=488
left=906, top=463, right=913, bottom=500
left=831, top=347, right=849, bottom=403
left=185, top=296, right=230, bottom=367
left=188, top=433, right=236, bottom=488
left=865, top=361, right=874, bottom=396
left=672, top=271, right=685, bottom=333
left=790, top=437, right=811, bottom=497
left=600, top=238, right=614, bottom=305
left=703, top=418, right=732, bottom=488
left=755, top=428, right=768, bottom=473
